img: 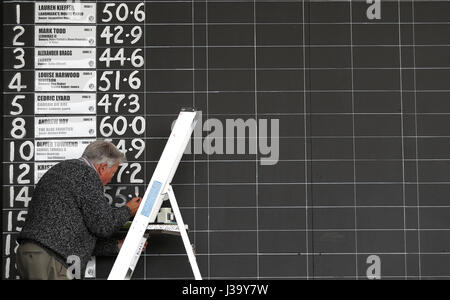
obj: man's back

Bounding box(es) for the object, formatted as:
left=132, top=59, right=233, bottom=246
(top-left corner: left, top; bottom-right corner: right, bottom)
left=18, top=159, right=131, bottom=277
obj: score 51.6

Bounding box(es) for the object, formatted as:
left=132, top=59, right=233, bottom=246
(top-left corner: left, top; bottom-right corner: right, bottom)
left=98, top=70, right=142, bottom=92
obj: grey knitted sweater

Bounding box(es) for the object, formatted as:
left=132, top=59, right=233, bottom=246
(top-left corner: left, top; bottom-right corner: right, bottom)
left=18, top=159, right=131, bottom=278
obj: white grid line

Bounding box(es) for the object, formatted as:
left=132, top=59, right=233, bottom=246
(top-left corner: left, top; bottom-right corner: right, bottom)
left=397, top=0, right=409, bottom=278
left=5, top=228, right=450, bottom=234
left=6, top=44, right=450, bottom=48
left=206, top=0, right=211, bottom=279
left=126, top=252, right=450, bottom=256
left=302, top=0, right=310, bottom=280
left=253, top=0, right=260, bottom=280
left=412, top=0, right=423, bottom=279
left=191, top=0, right=197, bottom=265
left=7, top=205, right=450, bottom=210
left=6, top=22, right=450, bottom=26
left=143, top=0, right=147, bottom=278
left=8, top=67, right=450, bottom=71
left=349, top=0, right=361, bottom=280
left=5, top=89, right=450, bottom=93
left=9, top=67, right=450, bottom=71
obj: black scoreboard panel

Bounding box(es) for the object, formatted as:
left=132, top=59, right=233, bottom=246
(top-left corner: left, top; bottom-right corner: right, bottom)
left=2, top=0, right=450, bottom=279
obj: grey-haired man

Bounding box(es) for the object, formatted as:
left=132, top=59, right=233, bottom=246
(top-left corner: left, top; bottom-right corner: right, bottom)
left=16, top=140, right=142, bottom=280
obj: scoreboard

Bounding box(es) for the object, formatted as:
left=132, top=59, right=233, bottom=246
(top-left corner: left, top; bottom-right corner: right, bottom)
left=3, top=1, right=148, bottom=279
left=3, top=0, right=450, bottom=280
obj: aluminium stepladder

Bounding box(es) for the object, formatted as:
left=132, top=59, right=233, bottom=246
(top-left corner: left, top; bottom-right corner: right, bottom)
left=108, top=108, right=202, bottom=280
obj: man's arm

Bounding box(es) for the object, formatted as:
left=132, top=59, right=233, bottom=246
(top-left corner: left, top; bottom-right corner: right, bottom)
left=74, top=170, right=132, bottom=238
left=93, top=238, right=120, bottom=256
left=79, top=188, right=131, bottom=238
left=72, top=165, right=141, bottom=238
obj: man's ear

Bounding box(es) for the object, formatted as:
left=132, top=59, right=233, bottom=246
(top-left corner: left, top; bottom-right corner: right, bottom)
left=96, top=162, right=108, bottom=175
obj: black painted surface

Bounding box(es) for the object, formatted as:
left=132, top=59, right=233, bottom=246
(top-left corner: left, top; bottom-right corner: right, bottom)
left=3, top=0, right=450, bottom=279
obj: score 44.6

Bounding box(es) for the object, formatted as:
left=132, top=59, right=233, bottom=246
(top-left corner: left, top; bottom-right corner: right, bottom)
left=99, top=48, right=144, bottom=68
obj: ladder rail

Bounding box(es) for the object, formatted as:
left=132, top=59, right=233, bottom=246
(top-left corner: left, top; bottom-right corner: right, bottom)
left=167, top=186, right=202, bottom=280
left=108, top=110, right=201, bottom=280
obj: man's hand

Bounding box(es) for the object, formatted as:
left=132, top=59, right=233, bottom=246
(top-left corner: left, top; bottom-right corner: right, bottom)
left=125, top=197, right=142, bottom=216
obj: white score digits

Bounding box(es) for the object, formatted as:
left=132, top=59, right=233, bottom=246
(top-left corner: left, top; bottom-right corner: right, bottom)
left=97, top=2, right=146, bottom=207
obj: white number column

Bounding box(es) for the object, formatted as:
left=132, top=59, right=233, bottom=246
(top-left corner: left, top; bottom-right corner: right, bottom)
left=3, top=1, right=35, bottom=280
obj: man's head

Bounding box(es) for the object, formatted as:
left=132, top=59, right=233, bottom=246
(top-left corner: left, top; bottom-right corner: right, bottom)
left=81, top=140, right=126, bottom=186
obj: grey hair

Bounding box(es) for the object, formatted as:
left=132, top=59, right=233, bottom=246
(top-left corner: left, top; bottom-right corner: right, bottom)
left=82, top=140, right=127, bottom=168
